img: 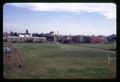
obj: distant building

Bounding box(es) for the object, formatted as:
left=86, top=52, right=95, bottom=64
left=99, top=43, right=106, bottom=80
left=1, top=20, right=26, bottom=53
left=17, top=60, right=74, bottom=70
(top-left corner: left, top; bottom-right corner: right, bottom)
left=98, top=35, right=107, bottom=43
left=91, top=35, right=107, bottom=43
left=3, top=32, right=9, bottom=42
left=18, top=33, right=31, bottom=38
left=19, top=34, right=24, bottom=37
left=33, top=37, right=47, bottom=43
left=60, top=36, right=73, bottom=44
left=7, top=36, right=20, bottom=42
left=82, top=36, right=91, bottom=43
left=72, top=35, right=84, bottom=43
left=6, top=36, right=47, bottom=43
left=3, top=32, right=9, bottom=37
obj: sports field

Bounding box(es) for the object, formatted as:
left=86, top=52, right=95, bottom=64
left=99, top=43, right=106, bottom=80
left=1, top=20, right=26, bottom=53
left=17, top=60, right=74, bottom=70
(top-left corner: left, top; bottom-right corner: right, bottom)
left=3, top=42, right=116, bottom=79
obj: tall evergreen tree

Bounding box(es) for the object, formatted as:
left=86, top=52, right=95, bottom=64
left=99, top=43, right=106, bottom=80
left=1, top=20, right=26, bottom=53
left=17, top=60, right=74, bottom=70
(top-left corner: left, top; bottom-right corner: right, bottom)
left=26, top=29, right=29, bottom=34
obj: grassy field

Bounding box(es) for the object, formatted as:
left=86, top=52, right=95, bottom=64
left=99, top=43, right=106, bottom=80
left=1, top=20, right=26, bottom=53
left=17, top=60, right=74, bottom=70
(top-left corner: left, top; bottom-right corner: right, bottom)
left=3, top=42, right=116, bottom=79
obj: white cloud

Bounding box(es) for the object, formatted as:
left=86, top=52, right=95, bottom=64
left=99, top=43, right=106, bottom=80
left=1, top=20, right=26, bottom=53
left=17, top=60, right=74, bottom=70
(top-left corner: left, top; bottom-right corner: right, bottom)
left=5, top=3, right=116, bottom=20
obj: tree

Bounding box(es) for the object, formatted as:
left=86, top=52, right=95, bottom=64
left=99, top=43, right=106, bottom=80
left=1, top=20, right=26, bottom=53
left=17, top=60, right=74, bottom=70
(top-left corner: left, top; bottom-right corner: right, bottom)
left=13, top=32, right=18, bottom=36
left=10, top=30, right=14, bottom=36
left=26, top=29, right=29, bottom=34
left=49, top=31, right=54, bottom=35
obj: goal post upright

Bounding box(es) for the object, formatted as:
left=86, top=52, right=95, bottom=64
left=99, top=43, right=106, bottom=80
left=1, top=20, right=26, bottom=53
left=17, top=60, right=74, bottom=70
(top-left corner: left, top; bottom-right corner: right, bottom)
left=108, top=54, right=116, bottom=64
left=108, top=55, right=110, bottom=64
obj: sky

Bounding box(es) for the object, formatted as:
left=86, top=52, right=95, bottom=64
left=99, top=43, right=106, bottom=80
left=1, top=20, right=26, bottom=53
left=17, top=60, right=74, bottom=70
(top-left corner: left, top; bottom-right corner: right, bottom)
left=3, top=3, right=116, bottom=36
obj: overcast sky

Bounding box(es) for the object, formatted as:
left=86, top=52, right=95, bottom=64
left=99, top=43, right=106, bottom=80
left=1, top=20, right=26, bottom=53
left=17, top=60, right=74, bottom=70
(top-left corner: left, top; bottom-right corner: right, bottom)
left=3, top=3, right=116, bottom=36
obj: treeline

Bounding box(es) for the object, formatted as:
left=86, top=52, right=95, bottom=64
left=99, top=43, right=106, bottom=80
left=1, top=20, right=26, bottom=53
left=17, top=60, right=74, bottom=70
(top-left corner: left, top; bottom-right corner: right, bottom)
left=3, top=31, right=116, bottom=44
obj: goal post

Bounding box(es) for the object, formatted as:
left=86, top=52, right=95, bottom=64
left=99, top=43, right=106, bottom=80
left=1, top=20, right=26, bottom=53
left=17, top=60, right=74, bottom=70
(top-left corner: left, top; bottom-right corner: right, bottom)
left=108, top=54, right=116, bottom=64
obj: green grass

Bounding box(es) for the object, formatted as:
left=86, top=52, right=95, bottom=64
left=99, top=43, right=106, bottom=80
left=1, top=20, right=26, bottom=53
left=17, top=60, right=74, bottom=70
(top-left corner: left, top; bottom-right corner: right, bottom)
left=3, top=42, right=116, bottom=79
left=71, top=43, right=116, bottom=50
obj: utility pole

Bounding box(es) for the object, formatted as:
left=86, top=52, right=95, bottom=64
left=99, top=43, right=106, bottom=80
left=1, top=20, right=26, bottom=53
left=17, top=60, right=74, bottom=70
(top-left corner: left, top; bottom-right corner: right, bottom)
left=54, top=31, right=56, bottom=43
left=56, top=31, right=59, bottom=43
